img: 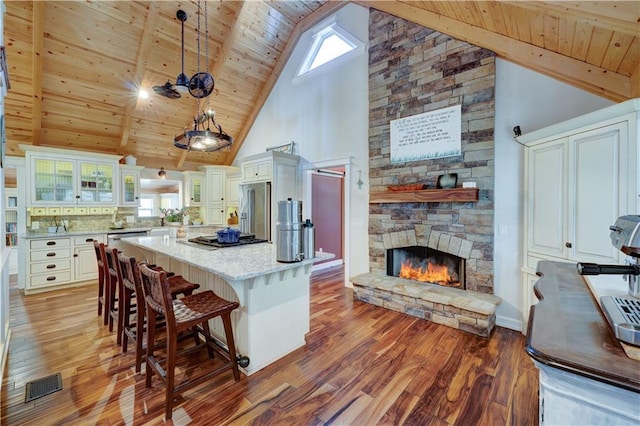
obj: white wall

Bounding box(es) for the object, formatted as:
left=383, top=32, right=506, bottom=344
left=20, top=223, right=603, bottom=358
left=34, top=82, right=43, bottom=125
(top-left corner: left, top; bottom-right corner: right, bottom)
left=235, top=5, right=617, bottom=331
left=493, top=59, right=613, bottom=330
left=234, top=3, right=371, bottom=279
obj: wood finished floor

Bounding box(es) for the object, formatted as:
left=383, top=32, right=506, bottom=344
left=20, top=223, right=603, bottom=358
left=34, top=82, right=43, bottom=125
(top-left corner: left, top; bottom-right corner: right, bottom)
left=1, top=266, right=538, bottom=425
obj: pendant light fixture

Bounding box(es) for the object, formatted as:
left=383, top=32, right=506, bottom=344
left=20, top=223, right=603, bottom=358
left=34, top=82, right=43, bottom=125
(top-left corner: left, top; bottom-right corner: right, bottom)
left=174, top=10, right=189, bottom=93
left=173, top=0, right=232, bottom=152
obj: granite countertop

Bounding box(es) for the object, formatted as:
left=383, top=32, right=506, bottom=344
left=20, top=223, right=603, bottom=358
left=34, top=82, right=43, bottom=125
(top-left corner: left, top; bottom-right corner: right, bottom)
left=120, top=233, right=334, bottom=282
left=22, top=227, right=153, bottom=239
left=22, top=225, right=223, bottom=239
left=525, top=260, right=640, bottom=393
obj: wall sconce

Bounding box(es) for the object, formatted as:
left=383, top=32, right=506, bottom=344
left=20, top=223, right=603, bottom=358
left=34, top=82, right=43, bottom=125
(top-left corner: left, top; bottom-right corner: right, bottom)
left=158, top=167, right=166, bottom=179
left=356, top=170, right=363, bottom=189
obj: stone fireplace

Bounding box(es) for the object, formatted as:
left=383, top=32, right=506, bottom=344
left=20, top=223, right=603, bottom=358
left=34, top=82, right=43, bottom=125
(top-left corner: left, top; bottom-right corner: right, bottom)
left=350, top=10, right=501, bottom=337
left=387, top=245, right=465, bottom=289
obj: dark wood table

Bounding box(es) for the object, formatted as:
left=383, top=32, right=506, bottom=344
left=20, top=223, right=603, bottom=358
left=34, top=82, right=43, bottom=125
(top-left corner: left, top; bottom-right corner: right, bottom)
left=526, top=261, right=640, bottom=393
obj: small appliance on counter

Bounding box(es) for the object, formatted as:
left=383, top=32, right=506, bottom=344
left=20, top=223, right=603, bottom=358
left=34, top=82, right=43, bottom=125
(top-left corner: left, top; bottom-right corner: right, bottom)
left=577, top=215, right=640, bottom=346
left=303, top=219, right=315, bottom=260
left=276, top=198, right=304, bottom=263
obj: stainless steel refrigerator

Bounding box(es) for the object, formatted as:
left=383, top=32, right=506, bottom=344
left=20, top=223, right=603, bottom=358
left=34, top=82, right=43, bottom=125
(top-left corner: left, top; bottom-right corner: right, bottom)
left=239, top=182, right=271, bottom=241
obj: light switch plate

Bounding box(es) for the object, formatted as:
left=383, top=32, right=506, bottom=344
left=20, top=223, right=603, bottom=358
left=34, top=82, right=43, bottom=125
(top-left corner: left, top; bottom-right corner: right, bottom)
left=31, top=221, right=39, bottom=230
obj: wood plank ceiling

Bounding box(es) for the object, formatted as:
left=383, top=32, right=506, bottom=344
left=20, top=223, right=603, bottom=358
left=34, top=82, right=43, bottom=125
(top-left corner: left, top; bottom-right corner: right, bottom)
left=3, top=1, right=638, bottom=171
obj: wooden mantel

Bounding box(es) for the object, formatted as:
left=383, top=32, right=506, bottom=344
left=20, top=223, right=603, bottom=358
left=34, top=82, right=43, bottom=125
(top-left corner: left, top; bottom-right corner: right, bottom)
left=369, top=188, right=479, bottom=204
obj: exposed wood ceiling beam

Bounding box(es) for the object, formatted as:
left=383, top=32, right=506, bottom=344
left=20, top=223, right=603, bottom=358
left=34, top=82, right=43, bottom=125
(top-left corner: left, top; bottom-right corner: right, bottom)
left=119, top=2, right=159, bottom=152
left=31, top=2, right=44, bottom=146
left=177, top=1, right=247, bottom=169
left=357, top=1, right=630, bottom=102
left=224, top=1, right=348, bottom=165
left=506, top=1, right=639, bottom=36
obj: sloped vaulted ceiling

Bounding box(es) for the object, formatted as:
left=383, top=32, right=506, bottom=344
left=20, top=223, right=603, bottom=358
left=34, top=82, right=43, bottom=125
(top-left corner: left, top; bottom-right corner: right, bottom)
left=3, top=1, right=638, bottom=171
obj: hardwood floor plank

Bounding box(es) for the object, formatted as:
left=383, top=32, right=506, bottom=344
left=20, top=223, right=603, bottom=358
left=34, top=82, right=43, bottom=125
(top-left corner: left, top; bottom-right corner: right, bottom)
left=1, top=266, right=538, bottom=424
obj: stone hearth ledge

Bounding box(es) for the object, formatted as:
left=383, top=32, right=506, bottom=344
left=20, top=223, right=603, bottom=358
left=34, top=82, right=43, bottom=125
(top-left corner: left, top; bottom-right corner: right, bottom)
left=350, top=273, right=502, bottom=337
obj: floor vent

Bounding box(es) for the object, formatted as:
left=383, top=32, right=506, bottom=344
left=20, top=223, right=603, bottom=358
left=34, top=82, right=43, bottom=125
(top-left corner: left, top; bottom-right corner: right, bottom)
left=25, top=373, right=63, bottom=403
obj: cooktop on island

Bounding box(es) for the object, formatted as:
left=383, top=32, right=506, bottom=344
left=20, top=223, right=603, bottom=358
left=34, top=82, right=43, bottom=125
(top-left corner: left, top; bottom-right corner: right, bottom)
left=188, top=234, right=269, bottom=248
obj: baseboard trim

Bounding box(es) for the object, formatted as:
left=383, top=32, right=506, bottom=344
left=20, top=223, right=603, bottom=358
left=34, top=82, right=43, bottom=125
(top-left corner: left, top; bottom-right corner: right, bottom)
left=496, top=315, right=524, bottom=333
left=312, top=259, right=343, bottom=272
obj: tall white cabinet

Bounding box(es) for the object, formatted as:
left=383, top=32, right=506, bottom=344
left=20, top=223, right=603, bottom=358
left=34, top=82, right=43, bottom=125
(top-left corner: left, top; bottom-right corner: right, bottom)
left=519, top=98, right=639, bottom=324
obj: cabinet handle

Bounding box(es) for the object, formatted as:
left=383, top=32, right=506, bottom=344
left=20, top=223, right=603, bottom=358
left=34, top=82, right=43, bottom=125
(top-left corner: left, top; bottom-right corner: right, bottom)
left=565, top=242, right=572, bottom=248
left=46, top=276, right=56, bottom=282
left=46, top=241, right=56, bottom=246
left=221, top=197, right=224, bottom=201
left=73, top=254, right=78, bottom=258
left=85, top=238, right=94, bottom=242
left=76, top=195, right=80, bottom=199
left=46, top=252, right=56, bottom=257
left=46, top=264, right=56, bottom=269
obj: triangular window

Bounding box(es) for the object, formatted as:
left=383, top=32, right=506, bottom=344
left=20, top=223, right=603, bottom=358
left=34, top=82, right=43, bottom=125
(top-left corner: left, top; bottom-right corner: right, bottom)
left=297, top=21, right=362, bottom=77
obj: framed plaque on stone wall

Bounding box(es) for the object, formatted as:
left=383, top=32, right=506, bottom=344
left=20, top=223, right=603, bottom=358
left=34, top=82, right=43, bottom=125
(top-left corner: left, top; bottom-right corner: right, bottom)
left=390, top=104, right=462, bottom=163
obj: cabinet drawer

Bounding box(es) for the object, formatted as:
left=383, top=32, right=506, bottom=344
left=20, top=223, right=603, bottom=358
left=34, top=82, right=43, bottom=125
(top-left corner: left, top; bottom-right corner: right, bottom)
left=88, top=207, right=102, bottom=214
left=47, top=207, right=61, bottom=215
left=31, top=207, right=47, bottom=216
left=30, top=248, right=71, bottom=261
left=29, top=271, right=73, bottom=288
left=62, top=207, right=76, bottom=215
left=76, top=207, right=88, bottom=215
left=30, top=259, right=72, bottom=274
left=74, top=235, right=105, bottom=246
left=30, top=238, right=71, bottom=250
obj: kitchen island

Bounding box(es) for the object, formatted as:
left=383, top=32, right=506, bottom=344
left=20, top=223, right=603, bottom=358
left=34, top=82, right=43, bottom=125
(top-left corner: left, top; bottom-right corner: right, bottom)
left=526, top=261, right=640, bottom=424
left=120, top=233, right=333, bottom=375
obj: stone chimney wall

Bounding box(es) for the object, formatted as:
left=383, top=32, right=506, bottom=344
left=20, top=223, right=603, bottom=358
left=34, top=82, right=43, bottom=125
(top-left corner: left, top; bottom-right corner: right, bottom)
left=367, top=9, right=496, bottom=294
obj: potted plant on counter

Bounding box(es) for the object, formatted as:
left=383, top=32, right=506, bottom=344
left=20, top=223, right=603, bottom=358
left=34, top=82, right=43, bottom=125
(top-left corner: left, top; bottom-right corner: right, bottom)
left=159, top=208, right=188, bottom=236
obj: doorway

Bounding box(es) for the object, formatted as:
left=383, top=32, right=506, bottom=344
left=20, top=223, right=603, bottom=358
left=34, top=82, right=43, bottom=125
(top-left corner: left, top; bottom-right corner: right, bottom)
left=311, top=168, right=344, bottom=268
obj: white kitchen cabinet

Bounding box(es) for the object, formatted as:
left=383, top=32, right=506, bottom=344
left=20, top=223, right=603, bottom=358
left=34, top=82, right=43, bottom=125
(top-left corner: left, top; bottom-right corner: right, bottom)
left=519, top=98, right=638, bottom=318
left=22, top=145, right=122, bottom=208
left=73, top=235, right=105, bottom=281
left=242, top=159, right=272, bottom=183
left=199, top=166, right=239, bottom=226
left=119, top=165, right=143, bottom=206
left=183, top=171, right=205, bottom=207
left=25, top=233, right=106, bottom=294
left=226, top=172, right=241, bottom=209
left=238, top=151, right=301, bottom=238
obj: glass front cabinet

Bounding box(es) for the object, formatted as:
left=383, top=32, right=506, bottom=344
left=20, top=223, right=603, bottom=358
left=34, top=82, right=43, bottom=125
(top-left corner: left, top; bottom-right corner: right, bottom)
left=23, top=146, right=122, bottom=207
left=119, top=165, right=142, bottom=206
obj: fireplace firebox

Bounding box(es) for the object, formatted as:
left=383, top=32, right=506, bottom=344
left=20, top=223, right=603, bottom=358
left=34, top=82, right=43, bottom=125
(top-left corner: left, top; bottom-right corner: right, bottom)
left=386, top=246, right=465, bottom=289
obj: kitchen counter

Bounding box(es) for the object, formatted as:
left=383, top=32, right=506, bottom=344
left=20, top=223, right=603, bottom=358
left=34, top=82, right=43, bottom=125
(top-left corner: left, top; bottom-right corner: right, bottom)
left=526, top=261, right=640, bottom=424
left=121, top=233, right=333, bottom=282
left=119, top=233, right=334, bottom=375
left=21, top=225, right=222, bottom=239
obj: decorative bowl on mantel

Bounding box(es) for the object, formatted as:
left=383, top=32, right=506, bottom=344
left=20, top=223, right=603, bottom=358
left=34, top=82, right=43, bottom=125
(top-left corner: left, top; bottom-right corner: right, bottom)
left=387, top=183, right=426, bottom=192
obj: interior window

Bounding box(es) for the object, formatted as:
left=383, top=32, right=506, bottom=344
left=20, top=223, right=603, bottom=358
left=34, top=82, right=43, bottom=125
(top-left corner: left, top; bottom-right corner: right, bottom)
left=138, top=196, right=155, bottom=217
left=297, top=21, right=362, bottom=77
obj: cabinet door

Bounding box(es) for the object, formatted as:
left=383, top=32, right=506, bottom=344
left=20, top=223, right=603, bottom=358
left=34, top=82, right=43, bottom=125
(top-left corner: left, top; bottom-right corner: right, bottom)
left=568, top=122, right=626, bottom=263
left=74, top=246, right=98, bottom=281
left=208, top=171, right=225, bottom=204
left=527, top=139, right=567, bottom=258
left=207, top=202, right=225, bottom=226
left=120, top=170, right=140, bottom=206
left=78, top=161, right=115, bottom=204
left=242, top=160, right=271, bottom=183
left=227, top=176, right=240, bottom=208
left=32, top=157, right=75, bottom=204
left=190, top=175, right=204, bottom=205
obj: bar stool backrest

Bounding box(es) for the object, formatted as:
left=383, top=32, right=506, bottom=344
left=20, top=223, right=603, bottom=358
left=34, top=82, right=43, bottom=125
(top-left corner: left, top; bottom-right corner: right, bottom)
left=138, top=263, right=174, bottom=325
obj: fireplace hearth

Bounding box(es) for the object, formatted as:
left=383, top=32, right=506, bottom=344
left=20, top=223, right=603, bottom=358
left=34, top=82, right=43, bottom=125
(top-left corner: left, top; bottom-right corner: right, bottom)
left=387, top=246, right=465, bottom=289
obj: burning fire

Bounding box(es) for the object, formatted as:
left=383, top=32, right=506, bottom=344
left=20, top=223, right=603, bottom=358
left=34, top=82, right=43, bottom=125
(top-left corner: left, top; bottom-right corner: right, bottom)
left=399, top=259, right=457, bottom=286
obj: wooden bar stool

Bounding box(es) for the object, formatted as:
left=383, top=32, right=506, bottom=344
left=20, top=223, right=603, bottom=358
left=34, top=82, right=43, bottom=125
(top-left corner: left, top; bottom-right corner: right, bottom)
left=105, top=247, right=123, bottom=342
left=93, top=241, right=110, bottom=326
left=138, top=263, right=241, bottom=420
left=117, top=253, right=200, bottom=373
